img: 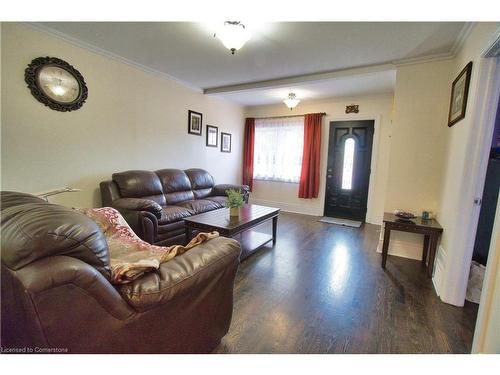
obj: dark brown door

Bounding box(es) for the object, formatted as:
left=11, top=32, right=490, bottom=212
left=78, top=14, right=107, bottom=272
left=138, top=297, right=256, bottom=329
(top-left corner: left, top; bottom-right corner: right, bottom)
left=324, top=120, right=374, bottom=221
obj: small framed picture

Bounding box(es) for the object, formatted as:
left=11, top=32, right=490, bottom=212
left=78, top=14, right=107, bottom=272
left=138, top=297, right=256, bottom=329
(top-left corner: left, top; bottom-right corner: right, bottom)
left=206, top=125, right=218, bottom=147
left=188, top=110, right=203, bottom=135
left=448, top=61, right=473, bottom=127
left=221, top=132, right=231, bottom=153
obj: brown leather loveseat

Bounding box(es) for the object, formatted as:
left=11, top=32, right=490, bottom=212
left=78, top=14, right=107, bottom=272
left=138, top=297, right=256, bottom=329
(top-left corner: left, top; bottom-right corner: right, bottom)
left=1, top=191, right=241, bottom=353
left=100, top=168, right=249, bottom=246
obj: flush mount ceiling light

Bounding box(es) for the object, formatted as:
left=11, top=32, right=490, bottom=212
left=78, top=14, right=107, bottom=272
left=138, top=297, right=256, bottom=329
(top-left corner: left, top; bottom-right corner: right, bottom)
left=214, top=21, right=251, bottom=55
left=284, top=93, right=300, bottom=110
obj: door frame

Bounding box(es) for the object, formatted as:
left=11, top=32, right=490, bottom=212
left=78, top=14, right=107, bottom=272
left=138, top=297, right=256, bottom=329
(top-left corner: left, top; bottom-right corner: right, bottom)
left=323, top=115, right=382, bottom=224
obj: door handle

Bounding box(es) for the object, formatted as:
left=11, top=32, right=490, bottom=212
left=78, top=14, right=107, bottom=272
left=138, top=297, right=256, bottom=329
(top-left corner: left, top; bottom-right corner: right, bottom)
left=327, top=174, right=332, bottom=178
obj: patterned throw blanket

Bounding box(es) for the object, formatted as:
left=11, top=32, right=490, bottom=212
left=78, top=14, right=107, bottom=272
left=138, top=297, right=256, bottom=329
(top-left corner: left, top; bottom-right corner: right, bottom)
left=78, top=207, right=219, bottom=284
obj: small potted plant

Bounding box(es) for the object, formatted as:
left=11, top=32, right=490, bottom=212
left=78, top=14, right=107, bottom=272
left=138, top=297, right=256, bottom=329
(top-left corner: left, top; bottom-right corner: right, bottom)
left=225, top=189, right=245, bottom=217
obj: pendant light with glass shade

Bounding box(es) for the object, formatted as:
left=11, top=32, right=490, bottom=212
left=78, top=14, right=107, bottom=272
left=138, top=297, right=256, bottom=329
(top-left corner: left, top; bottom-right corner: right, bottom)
left=284, top=93, right=300, bottom=110
left=214, top=21, right=251, bottom=55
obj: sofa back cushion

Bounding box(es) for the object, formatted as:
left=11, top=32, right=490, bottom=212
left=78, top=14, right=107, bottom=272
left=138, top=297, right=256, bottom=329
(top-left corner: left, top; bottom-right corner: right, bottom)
left=185, top=169, right=214, bottom=199
left=0, top=191, right=111, bottom=280
left=156, top=169, right=194, bottom=204
left=112, top=170, right=166, bottom=206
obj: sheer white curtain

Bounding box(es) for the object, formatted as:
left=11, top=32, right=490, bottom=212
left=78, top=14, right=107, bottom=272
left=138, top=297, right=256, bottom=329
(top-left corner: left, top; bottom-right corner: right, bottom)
left=253, top=116, right=304, bottom=183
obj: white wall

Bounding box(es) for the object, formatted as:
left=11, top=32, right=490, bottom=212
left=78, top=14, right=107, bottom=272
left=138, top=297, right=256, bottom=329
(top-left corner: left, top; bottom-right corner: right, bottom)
left=244, top=94, right=394, bottom=224
left=1, top=23, right=244, bottom=208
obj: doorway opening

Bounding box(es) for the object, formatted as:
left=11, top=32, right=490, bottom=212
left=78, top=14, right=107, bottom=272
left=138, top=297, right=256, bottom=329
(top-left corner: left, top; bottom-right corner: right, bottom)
left=323, top=120, right=374, bottom=222
left=467, top=95, right=500, bottom=304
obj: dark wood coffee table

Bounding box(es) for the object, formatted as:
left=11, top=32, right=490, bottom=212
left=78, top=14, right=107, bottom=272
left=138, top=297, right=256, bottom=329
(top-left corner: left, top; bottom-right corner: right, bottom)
left=184, top=204, right=280, bottom=260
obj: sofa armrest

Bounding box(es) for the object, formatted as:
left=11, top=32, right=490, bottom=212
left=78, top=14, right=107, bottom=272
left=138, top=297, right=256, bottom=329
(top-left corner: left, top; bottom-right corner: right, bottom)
left=112, top=198, right=162, bottom=219
left=119, top=237, right=241, bottom=312
left=212, top=184, right=250, bottom=203
left=13, top=256, right=135, bottom=320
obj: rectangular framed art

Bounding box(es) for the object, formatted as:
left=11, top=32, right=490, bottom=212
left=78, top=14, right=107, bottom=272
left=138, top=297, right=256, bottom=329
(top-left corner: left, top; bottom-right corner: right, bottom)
left=206, top=125, right=218, bottom=147
left=221, top=132, right=232, bottom=153
left=448, top=61, right=473, bottom=127
left=188, top=110, right=203, bottom=135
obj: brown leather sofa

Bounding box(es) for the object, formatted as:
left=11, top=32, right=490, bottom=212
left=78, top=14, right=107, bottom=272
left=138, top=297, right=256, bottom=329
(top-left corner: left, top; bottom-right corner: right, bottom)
left=100, top=168, right=249, bottom=246
left=0, top=191, right=241, bottom=353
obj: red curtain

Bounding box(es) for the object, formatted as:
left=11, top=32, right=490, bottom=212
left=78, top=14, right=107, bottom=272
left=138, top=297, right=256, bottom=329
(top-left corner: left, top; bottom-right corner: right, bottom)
left=298, top=113, right=322, bottom=198
left=243, top=118, right=255, bottom=191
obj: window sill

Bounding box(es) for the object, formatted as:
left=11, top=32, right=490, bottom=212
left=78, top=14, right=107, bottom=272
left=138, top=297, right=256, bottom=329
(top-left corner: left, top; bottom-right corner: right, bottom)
left=253, top=178, right=299, bottom=184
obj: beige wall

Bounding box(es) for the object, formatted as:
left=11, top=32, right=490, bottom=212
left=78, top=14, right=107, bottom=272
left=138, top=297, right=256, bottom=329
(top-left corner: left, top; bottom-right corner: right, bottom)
left=379, top=59, right=453, bottom=260
left=435, top=23, right=500, bottom=304
left=244, top=94, right=394, bottom=223
left=1, top=23, right=244, bottom=208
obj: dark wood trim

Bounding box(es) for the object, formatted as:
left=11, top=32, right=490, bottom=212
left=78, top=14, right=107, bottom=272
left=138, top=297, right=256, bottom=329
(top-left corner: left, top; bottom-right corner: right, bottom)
left=206, top=125, right=218, bottom=147
left=448, top=61, right=473, bottom=127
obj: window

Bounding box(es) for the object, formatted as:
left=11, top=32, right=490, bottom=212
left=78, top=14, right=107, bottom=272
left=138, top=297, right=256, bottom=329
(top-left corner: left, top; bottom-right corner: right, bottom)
left=253, top=116, right=304, bottom=183
left=341, top=138, right=355, bottom=190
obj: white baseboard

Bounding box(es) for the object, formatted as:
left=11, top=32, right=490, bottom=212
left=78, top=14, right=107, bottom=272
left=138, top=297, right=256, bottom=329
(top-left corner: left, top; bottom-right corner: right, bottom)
left=376, top=238, right=423, bottom=261
left=250, top=198, right=384, bottom=225
left=432, top=245, right=447, bottom=297
left=249, top=198, right=320, bottom=216
left=366, top=214, right=384, bottom=226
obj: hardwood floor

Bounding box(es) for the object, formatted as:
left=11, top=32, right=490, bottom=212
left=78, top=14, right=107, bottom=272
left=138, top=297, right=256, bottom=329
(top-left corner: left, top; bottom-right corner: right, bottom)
left=213, top=212, right=478, bottom=354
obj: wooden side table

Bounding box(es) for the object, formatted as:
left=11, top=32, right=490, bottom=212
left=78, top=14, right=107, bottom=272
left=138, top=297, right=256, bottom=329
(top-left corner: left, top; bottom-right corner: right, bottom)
left=381, top=212, right=443, bottom=278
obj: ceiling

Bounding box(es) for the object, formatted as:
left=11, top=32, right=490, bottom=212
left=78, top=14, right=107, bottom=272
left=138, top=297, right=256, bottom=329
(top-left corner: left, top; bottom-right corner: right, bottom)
left=36, top=22, right=469, bottom=105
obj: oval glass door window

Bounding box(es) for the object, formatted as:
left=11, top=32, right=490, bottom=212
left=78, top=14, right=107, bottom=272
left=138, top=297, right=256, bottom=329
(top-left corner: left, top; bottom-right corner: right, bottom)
left=341, top=138, right=355, bottom=190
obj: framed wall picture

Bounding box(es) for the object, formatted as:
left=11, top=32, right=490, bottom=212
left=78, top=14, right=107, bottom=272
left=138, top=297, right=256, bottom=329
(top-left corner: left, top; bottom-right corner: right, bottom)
left=188, top=110, right=203, bottom=135
left=221, top=132, right=232, bottom=153
left=206, top=125, right=218, bottom=147
left=448, top=61, right=473, bottom=127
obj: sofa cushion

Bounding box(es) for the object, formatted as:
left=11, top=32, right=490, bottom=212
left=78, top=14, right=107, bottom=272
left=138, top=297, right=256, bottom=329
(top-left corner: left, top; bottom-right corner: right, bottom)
left=175, top=199, right=222, bottom=214
left=206, top=196, right=228, bottom=206
left=158, top=206, right=194, bottom=225
left=0, top=191, right=111, bottom=280
left=156, top=169, right=195, bottom=204
left=185, top=169, right=214, bottom=199
left=112, top=170, right=166, bottom=205
left=118, top=237, right=241, bottom=312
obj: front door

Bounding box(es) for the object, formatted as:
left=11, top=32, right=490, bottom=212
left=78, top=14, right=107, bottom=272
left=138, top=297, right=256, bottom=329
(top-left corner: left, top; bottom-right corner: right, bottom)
left=324, top=120, right=374, bottom=221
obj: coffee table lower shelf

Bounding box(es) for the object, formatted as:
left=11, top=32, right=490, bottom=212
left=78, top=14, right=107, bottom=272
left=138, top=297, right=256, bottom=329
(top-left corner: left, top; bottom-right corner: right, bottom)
left=234, top=230, right=274, bottom=259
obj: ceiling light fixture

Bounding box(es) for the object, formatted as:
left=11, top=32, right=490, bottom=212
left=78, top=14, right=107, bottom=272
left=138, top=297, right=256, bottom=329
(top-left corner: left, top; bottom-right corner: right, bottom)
left=284, top=93, right=300, bottom=110
left=214, top=21, right=251, bottom=55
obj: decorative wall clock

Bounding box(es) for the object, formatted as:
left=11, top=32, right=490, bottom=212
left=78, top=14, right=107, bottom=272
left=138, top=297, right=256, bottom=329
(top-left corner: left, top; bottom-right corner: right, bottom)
left=25, top=56, right=88, bottom=112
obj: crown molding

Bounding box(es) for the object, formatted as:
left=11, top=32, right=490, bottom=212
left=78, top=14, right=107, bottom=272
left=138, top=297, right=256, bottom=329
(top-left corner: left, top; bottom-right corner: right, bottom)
left=451, top=22, right=476, bottom=56
left=391, top=51, right=454, bottom=66
left=24, top=22, right=203, bottom=93
left=392, top=22, right=476, bottom=67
